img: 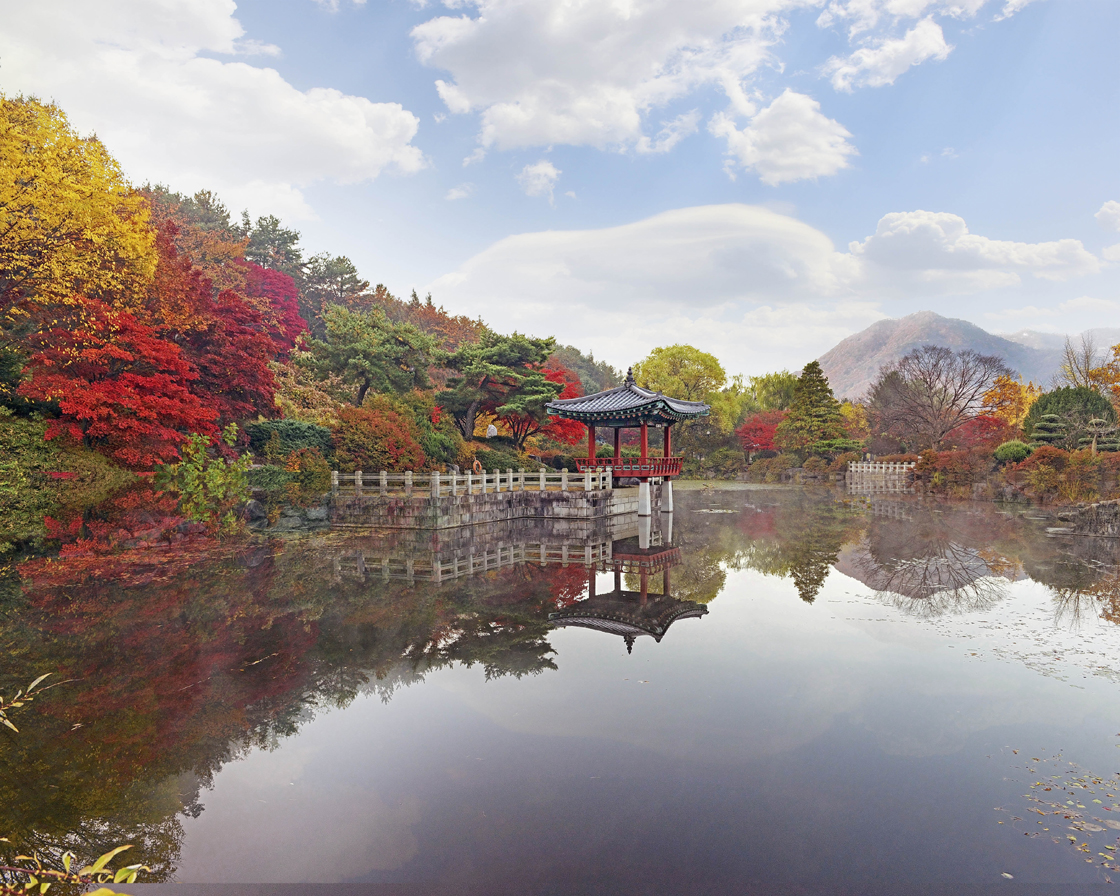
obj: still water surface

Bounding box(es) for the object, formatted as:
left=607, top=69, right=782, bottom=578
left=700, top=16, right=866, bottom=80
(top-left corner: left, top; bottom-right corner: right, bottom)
left=4, top=484, right=1120, bottom=893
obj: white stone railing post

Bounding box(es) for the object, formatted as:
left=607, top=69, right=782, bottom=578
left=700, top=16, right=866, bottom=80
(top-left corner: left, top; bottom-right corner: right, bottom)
left=584, top=468, right=592, bottom=491
left=466, top=471, right=473, bottom=495
left=331, top=470, right=339, bottom=498
left=561, top=468, right=568, bottom=491
left=539, top=468, right=546, bottom=491
left=431, top=471, right=440, bottom=500
left=380, top=471, right=388, bottom=496
left=518, top=468, right=525, bottom=491
left=606, top=468, right=613, bottom=491
left=355, top=470, right=363, bottom=498
left=405, top=470, right=413, bottom=497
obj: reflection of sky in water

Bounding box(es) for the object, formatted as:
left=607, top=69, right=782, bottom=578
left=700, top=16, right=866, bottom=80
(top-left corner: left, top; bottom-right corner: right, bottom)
left=170, top=490, right=1120, bottom=890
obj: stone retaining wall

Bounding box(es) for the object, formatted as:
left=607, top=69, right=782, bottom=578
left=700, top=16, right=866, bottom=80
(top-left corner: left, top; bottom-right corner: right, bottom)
left=1065, top=499, right=1120, bottom=537
left=329, top=484, right=660, bottom=531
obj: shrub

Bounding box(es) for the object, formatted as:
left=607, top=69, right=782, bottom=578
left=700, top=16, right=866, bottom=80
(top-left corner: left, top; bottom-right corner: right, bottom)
left=1013, top=445, right=1068, bottom=474
left=914, top=448, right=994, bottom=488
left=331, top=405, right=426, bottom=473
left=746, top=453, right=800, bottom=483
left=283, top=447, right=332, bottom=506
left=994, top=440, right=1032, bottom=465
left=802, top=456, right=829, bottom=474
left=245, top=420, right=332, bottom=458
left=875, top=453, right=921, bottom=464
left=706, top=447, right=747, bottom=478
left=475, top=446, right=523, bottom=472
left=828, top=451, right=861, bottom=473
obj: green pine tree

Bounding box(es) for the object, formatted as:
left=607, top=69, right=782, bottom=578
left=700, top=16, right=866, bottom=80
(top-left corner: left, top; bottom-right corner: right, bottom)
left=774, top=361, right=846, bottom=457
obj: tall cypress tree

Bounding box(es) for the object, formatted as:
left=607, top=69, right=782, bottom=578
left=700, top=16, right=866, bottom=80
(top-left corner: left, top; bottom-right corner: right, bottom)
left=775, top=361, right=846, bottom=456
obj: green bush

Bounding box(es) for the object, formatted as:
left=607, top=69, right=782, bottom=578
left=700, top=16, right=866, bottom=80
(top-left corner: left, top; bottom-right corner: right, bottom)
left=994, top=440, right=1032, bottom=464
left=476, top=447, right=523, bottom=472
left=245, top=420, right=332, bottom=459
left=247, top=464, right=295, bottom=501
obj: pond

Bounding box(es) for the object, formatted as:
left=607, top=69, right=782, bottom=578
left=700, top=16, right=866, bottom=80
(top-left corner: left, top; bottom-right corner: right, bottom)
left=3, top=483, right=1120, bottom=893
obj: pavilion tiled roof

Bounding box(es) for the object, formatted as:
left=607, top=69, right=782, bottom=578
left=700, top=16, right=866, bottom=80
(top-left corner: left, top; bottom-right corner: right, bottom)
left=546, top=368, right=710, bottom=427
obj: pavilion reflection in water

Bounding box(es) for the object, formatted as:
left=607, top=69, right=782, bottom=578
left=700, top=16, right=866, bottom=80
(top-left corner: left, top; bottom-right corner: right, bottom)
left=332, top=513, right=707, bottom=652
left=548, top=515, right=707, bottom=653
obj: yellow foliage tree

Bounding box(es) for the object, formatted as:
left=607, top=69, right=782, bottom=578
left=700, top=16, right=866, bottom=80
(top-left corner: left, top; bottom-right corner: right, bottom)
left=0, top=95, right=157, bottom=314
left=981, top=375, right=1041, bottom=428
left=632, top=345, right=725, bottom=402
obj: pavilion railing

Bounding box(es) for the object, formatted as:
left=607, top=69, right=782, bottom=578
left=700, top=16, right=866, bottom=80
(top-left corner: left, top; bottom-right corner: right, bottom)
left=574, top=456, right=683, bottom=477
left=331, top=467, right=614, bottom=499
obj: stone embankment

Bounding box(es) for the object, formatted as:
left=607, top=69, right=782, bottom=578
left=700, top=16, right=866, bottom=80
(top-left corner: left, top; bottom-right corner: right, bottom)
left=1056, top=500, right=1120, bottom=538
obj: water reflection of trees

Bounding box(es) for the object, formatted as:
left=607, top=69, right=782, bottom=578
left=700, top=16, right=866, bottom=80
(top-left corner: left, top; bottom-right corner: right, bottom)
left=0, top=540, right=588, bottom=884
left=734, top=493, right=865, bottom=602
left=849, top=506, right=1022, bottom=617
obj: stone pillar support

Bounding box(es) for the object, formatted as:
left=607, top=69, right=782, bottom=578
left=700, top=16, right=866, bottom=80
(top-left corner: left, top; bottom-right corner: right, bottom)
left=638, top=480, right=651, bottom=516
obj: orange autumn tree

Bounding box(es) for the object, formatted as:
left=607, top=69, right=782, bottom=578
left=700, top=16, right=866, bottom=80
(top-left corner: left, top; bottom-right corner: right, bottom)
left=982, top=375, right=1041, bottom=430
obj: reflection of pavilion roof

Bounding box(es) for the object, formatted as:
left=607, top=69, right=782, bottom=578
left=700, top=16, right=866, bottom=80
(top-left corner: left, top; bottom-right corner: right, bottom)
left=549, top=592, right=707, bottom=653
left=547, top=370, right=710, bottom=428
left=603, top=536, right=680, bottom=574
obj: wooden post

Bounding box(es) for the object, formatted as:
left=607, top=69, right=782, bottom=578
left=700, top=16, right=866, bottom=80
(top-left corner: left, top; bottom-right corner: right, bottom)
left=589, top=568, right=596, bottom=598
left=640, top=422, right=648, bottom=462
left=664, top=424, right=672, bottom=458
left=379, top=471, right=387, bottom=496
left=331, top=470, right=339, bottom=498
left=587, top=424, right=596, bottom=464
left=663, top=567, right=671, bottom=597
left=355, top=471, right=363, bottom=498
left=614, top=427, right=621, bottom=461
left=405, top=470, right=413, bottom=497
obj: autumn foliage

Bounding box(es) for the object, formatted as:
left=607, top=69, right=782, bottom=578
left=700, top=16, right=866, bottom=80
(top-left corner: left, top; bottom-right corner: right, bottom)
left=18, top=296, right=217, bottom=468
left=737, top=410, right=787, bottom=453
left=331, top=402, right=427, bottom=473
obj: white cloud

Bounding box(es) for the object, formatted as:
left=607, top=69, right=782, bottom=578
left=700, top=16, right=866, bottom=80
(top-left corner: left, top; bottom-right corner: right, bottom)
left=636, top=111, right=702, bottom=154
left=0, top=0, right=423, bottom=220
left=825, top=17, right=952, bottom=91
left=850, top=210, right=1101, bottom=289
left=411, top=0, right=800, bottom=157
left=818, top=0, right=989, bottom=38
left=515, top=160, right=561, bottom=202
left=710, top=90, right=857, bottom=185
left=1096, top=201, right=1120, bottom=232
left=445, top=183, right=475, bottom=200
left=430, top=203, right=1105, bottom=375
left=312, top=0, right=368, bottom=11
left=994, top=0, right=1038, bottom=21
left=1104, top=244, right=1120, bottom=263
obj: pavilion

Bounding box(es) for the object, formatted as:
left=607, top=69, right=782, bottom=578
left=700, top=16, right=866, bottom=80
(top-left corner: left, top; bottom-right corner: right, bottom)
left=545, top=367, right=710, bottom=516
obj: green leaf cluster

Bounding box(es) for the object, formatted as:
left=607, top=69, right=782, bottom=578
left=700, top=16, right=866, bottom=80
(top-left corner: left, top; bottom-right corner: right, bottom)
left=157, top=425, right=251, bottom=533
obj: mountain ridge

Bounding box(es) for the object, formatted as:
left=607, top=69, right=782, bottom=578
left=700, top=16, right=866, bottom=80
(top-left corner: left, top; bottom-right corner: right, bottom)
left=815, top=312, right=1117, bottom=400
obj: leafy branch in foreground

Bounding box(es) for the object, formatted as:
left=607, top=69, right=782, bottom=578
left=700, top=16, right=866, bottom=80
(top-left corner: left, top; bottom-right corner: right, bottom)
left=0, top=674, right=51, bottom=734
left=0, top=842, right=148, bottom=896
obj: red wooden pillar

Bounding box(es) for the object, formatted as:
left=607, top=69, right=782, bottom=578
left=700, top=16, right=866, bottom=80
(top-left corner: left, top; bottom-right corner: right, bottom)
left=663, top=567, right=671, bottom=597
left=664, top=424, right=672, bottom=458
left=588, top=568, right=596, bottom=598
left=613, top=427, right=621, bottom=461
left=587, top=424, right=596, bottom=463
left=640, top=569, right=649, bottom=604
left=640, top=422, right=648, bottom=462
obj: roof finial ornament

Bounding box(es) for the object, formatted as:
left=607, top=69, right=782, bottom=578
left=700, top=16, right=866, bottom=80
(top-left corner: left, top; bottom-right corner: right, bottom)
left=625, top=366, right=635, bottom=386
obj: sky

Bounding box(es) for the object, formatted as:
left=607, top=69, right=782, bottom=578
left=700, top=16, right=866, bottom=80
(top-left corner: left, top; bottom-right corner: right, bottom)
left=1, top=0, right=1117, bottom=376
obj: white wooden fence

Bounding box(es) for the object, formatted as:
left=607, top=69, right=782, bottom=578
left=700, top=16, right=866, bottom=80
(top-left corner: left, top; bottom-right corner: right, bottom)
left=847, top=461, right=916, bottom=494
left=331, top=467, right=614, bottom=499
left=334, top=540, right=617, bottom=584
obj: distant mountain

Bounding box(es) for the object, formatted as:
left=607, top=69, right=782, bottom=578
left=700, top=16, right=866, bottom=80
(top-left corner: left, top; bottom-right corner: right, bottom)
left=817, top=311, right=1067, bottom=400
left=999, top=327, right=1120, bottom=352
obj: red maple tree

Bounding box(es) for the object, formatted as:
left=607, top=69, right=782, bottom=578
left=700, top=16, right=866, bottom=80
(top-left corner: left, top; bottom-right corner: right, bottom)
left=19, top=296, right=217, bottom=468
left=736, top=410, right=787, bottom=454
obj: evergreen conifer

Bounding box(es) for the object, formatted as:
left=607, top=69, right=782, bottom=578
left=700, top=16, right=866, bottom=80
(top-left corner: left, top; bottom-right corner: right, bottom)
left=774, top=361, right=847, bottom=456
